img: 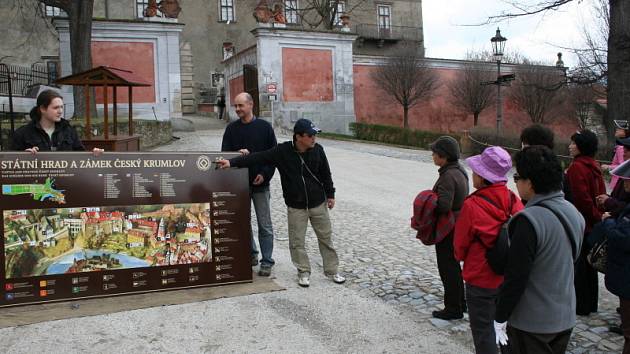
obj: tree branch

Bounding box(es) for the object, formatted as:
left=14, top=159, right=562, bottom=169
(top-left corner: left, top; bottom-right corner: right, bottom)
left=485, top=0, right=575, bottom=23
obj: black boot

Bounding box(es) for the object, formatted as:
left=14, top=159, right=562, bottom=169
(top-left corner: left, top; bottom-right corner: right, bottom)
left=432, top=309, right=463, bottom=320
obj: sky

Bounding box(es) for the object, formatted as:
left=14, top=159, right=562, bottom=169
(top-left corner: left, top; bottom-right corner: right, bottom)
left=422, top=0, right=601, bottom=68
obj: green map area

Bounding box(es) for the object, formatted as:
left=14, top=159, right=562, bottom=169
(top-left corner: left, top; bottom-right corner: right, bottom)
left=2, top=177, right=65, bottom=204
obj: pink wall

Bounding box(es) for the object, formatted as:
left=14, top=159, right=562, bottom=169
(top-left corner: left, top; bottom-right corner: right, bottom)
left=353, top=65, right=578, bottom=140
left=282, top=48, right=333, bottom=102
left=229, top=75, right=244, bottom=103
left=91, top=41, right=156, bottom=104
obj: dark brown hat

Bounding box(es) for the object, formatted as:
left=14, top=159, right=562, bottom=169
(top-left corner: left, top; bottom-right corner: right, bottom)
left=430, top=136, right=460, bottom=162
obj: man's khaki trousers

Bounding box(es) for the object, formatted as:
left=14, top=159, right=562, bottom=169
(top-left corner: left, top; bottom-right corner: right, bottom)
left=287, top=202, right=339, bottom=276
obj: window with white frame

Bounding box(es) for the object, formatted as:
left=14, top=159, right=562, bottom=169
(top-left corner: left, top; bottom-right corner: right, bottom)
left=377, top=5, right=391, bottom=30
left=42, top=4, right=66, bottom=17
left=136, top=0, right=149, bottom=18
left=285, top=0, right=299, bottom=24
left=330, top=1, right=346, bottom=26
left=220, top=0, right=235, bottom=22
left=136, top=0, right=164, bottom=18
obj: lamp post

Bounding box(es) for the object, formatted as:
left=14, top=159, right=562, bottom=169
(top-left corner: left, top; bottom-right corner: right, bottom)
left=491, top=27, right=507, bottom=136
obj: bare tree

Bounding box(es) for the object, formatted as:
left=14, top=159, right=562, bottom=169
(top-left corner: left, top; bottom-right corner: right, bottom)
left=448, top=54, right=495, bottom=126
left=571, top=0, right=608, bottom=84
left=487, top=0, right=630, bottom=135
left=566, top=83, right=598, bottom=129
left=35, top=0, right=94, bottom=119
left=508, top=64, right=565, bottom=124
left=294, top=0, right=366, bottom=30
left=371, top=43, right=439, bottom=129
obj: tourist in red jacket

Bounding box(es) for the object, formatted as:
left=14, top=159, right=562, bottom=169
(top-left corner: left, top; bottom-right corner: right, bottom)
left=566, top=129, right=606, bottom=316
left=455, top=146, right=524, bottom=354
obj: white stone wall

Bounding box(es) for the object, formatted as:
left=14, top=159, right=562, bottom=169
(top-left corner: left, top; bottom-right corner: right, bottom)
left=55, top=20, right=183, bottom=121
left=253, top=28, right=358, bottom=134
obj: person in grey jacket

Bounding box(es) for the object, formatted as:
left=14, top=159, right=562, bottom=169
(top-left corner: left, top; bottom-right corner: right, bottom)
left=495, top=146, right=585, bottom=354
left=430, top=136, right=469, bottom=320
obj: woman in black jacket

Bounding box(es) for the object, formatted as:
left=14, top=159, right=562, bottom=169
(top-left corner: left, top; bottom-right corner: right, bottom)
left=10, top=90, right=103, bottom=155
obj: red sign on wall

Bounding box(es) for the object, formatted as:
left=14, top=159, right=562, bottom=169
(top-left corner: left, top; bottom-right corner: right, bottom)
left=266, top=83, right=277, bottom=94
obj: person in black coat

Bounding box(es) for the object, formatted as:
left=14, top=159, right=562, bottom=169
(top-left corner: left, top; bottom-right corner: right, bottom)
left=11, top=89, right=103, bottom=155
left=594, top=159, right=630, bottom=354
left=216, top=118, right=346, bottom=288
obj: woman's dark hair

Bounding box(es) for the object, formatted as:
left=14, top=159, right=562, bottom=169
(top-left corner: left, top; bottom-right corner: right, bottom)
left=29, top=90, right=63, bottom=121
left=570, top=129, right=598, bottom=157
left=472, top=172, right=493, bottom=187
left=520, top=124, right=555, bottom=150
left=514, top=146, right=563, bottom=194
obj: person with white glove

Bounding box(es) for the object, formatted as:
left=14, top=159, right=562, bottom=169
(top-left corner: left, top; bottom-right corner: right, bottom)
left=494, top=321, right=508, bottom=346
left=494, top=146, right=585, bottom=354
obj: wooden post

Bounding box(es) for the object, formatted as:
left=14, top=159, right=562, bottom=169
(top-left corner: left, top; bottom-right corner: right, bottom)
left=103, top=82, right=109, bottom=140
left=85, top=84, right=91, bottom=140
left=113, top=85, right=118, bottom=136
left=128, top=86, right=133, bottom=136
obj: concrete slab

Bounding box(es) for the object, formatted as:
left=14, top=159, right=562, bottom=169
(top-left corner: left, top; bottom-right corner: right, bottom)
left=0, top=275, right=284, bottom=329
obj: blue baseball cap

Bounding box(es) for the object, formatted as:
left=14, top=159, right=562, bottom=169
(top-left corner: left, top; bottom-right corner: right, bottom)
left=293, top=118, right=321, bottom=135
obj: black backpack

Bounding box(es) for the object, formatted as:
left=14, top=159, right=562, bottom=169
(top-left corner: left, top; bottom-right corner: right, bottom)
left=475, top=193, right=514, bottom=275
left=476, top=196, right=577, bottom=275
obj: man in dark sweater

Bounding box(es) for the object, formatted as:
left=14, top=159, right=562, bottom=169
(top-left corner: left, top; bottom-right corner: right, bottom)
left=216, top=118, right=345, bottom=288
left=494, top=146, right=585, bottom=354
left=221, top=92, right=277, bottom=276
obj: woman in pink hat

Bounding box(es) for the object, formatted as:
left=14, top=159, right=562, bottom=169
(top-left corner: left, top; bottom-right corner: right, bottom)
left=454, top=146, right=524, bottom=354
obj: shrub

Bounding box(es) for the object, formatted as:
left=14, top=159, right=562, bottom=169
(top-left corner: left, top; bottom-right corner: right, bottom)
left=349, top=122, right=461, bottom=149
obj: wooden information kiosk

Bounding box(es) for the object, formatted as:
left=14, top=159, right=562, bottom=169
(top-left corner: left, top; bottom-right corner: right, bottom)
left=56, top=66, right=149, bottom=151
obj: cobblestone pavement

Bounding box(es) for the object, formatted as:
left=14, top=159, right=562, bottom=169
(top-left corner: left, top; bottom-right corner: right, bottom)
left=154, top=124, right=623, bottom=354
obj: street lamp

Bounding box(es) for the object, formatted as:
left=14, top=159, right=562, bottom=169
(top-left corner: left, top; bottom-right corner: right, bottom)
left=491, top=27, right=507, bottom=135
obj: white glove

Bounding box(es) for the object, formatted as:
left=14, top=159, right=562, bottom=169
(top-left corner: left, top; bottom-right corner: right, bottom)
left=494, top=321, right=509, bottom=346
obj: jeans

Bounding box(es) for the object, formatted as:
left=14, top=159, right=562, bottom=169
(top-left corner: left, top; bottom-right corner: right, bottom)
left=466, top=284, right=499, bottom=354
left=250, top=187, right=274, bottom=267
left=287, top=202, right=339, bottom=276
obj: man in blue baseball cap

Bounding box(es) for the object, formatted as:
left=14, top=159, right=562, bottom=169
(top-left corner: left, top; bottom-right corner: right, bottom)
left=216, top=118, right=345, bottom=288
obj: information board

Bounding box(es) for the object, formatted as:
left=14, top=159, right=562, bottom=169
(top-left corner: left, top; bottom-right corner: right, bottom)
left=0, top=152, right=251, bottom=307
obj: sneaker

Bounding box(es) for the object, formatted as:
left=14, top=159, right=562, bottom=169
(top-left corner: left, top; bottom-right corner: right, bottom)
left=298, top=275, right=310, bottom=287
left=251, top=256, right=259, bottom=267
left=329, top=273, right=346, bottom=284
left=432, top=309, right=463, bottom=320
left=258, top=265, right=271, bottom=277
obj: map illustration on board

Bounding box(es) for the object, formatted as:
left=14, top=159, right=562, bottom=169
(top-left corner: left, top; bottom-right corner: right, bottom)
left=3, top=203, right=212, bottom=279
left=2, top=177, right=66, bottom=204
